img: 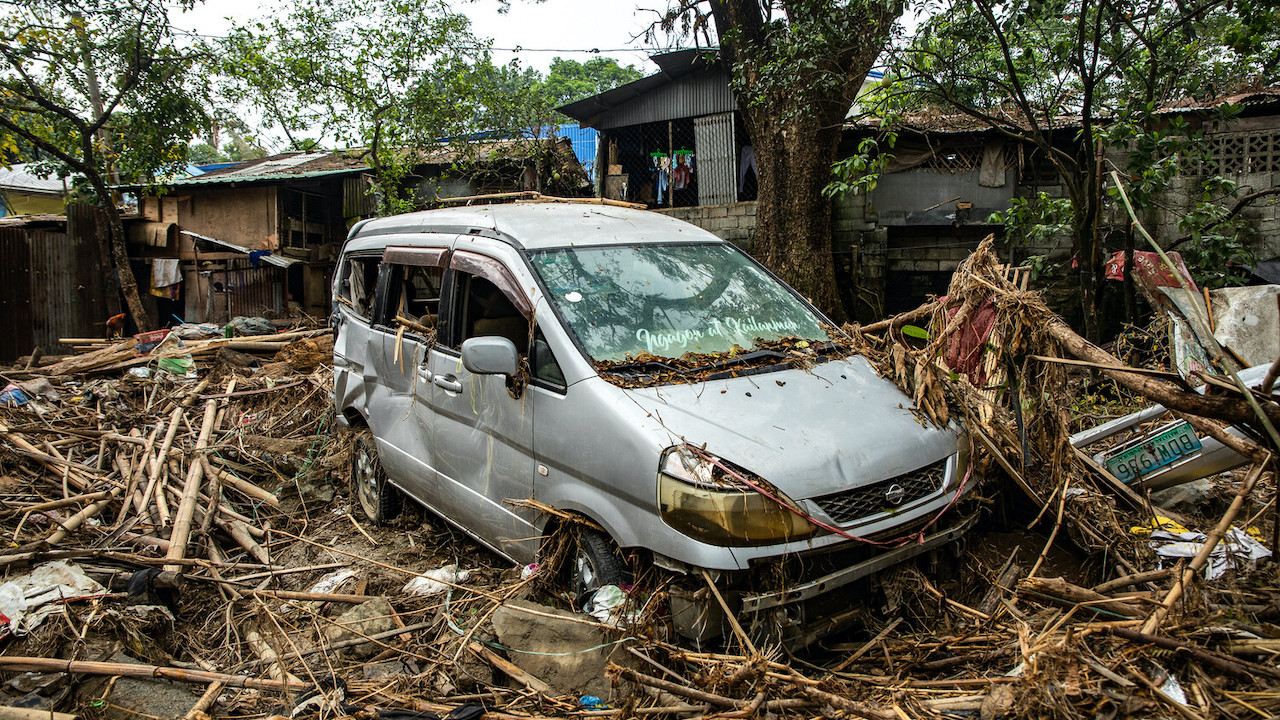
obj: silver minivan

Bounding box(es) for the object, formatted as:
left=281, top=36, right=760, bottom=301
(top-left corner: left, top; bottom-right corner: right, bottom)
left=332, top=202, right=976, bottom=646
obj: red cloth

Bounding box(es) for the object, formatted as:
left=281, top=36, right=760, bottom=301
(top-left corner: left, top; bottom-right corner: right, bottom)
left=944, top=300, right=998, bottom=383
left=1104, top=250, right=1198, bottom=291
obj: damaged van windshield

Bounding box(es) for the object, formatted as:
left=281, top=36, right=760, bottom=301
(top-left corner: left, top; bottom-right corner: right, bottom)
left=531, top=243, right=829, bottom=363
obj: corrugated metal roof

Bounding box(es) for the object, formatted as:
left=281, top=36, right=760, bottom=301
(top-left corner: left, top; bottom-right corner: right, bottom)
left=182, top=230, right=299, bottom=267
left=0, top=164, right=68, bottom=194
left=846, top=107, right=1083, bottom=135
left=165, top=150, right=371, bottom=187
left=152, top=138, right=571, bottom=190
left=1157, top=88, right=1280, bottom=113
left=0, top=213, right=67, bottom=228
left=557, top=49, right=734, bottom=129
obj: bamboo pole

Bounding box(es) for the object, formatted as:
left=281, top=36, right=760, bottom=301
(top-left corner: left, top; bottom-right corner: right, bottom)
left=166, top=399, right=218, bottom=573
left=46, top=486, right=122, bottom=545
left=0, top=656, right=303, bottom=689
left=136, top=407, right=183, bottom=523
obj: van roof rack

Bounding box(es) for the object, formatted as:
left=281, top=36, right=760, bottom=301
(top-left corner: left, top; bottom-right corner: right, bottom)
left=426, top=191, right=646, bottom=211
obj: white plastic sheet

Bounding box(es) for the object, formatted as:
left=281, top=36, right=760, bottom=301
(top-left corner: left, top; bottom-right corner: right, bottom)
left=403, top=564, right=470, bottom=596
left=1149, top=527, right=1271, bottom=579
left=0, top=561, right=107, bottom=636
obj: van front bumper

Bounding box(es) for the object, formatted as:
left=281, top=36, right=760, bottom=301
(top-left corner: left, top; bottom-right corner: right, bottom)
left=670, top=511, right=978, bottom=648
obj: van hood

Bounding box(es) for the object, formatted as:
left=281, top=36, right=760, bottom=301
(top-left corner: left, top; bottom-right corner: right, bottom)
left=621, top=355, right=958, bottom=500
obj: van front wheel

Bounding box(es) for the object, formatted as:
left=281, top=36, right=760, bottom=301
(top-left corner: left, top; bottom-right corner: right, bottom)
left=352, top=432, right=402, bottom=525
left=572, top=527, right=629, bottom=609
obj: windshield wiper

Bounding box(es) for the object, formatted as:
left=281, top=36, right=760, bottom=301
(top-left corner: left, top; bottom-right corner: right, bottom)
left=689, top=349, right=791, bottom=380
left=812, top=341, right=848, bottom=355
left=705, top=349, right=788, bottom=370
left=602, top=360, right=684, bottom=376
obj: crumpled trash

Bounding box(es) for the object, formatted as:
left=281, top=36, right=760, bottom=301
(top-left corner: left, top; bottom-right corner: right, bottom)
left=1149, top=526, right=1271, bottom=579
left=586, top=584, right=628, bottom=625
left=16, top=378, right=59, bottom=404
left=1131, top=516, right=1192, bottom=536
left=230, top=316, right=277, bottom=336
left=520, top=563, right=540, bottom=580
left=1150, top=661, right=1189, bottom=708
left=0, top=561, right=108, bottom=636
left=579, top=696, right=608, bottom=710
left=157, top=354, right=196, bottom=380
left=308, top=568, right=359, bottom=595
left=0, top=384, right=28, bottom=407
left=170, top=323, right=223, bottom=340
left=403, top=565, right=470, bottom=596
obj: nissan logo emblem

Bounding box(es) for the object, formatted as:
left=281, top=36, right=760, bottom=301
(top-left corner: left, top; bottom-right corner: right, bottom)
left=884, top=483, right=906, bottom=506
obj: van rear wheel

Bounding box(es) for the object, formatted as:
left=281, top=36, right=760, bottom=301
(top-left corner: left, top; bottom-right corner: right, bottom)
left=572, top=527, right=629, bottom=609
left=351, top=432, right=402, bottom=525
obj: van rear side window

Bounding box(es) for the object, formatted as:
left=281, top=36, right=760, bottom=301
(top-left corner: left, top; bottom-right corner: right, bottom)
left=339, top=256, right=381, bottom=319
left=383, top=264, right=444, bottom=336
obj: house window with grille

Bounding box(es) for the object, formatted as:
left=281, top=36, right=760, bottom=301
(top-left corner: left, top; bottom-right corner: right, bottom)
left=922, top=145, right=984, bottom=173
left=1203, top=131, right=1280, bottom=175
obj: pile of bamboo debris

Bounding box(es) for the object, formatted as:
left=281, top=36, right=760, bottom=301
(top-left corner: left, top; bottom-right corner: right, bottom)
left=0, top=243, right=1279, bottom=720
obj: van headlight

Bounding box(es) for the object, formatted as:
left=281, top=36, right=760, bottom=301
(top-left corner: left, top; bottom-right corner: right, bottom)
left=657, top=446, right=818, bottom=547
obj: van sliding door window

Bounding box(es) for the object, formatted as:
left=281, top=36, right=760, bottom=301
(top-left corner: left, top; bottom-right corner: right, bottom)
left=377, top=246, right=450, bottom=340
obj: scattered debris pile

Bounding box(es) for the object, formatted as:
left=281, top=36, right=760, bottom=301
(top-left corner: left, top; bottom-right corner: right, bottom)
left=2, top=241, right=1280, bottom=720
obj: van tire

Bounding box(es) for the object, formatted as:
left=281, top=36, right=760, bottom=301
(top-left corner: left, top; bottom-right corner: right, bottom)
left=572, top=527, right=629, bottom=608
left=351, top=432, right=402, bottom=525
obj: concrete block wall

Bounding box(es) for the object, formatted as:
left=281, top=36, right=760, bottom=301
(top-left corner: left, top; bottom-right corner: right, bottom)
left=832, top=191, right=887, bottom=320
left=1106, top=147, right=1280, bottom=262
left=653, top=202, right=757, bottom=248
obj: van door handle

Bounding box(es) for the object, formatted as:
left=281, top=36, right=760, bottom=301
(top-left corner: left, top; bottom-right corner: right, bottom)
left=433, top=374, right=463, bottom=393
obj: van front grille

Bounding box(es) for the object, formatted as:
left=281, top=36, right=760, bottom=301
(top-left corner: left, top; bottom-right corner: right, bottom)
left=812, top=460, right=946, bottom=525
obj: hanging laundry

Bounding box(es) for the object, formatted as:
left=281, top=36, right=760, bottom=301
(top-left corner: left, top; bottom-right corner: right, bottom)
left=673, top=154, right=693, bottom=190
left=150, top=258, right=181, bottom=299
left=655, top=154, right=672, bottom=204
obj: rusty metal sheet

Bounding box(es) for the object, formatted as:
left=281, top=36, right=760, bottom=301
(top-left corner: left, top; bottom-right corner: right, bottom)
left=0, top=225, right=106, bottom=360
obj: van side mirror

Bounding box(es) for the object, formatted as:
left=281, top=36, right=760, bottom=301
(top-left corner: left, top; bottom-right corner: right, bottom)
left=460, top=336, right=519, bottom=376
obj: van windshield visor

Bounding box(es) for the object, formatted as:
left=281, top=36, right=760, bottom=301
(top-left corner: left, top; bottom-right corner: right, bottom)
left=530, top=243, right=830, bottom=362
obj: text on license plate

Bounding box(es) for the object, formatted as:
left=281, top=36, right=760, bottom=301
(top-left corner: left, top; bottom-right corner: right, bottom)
left=1104, top=421, right=1203, bottom=484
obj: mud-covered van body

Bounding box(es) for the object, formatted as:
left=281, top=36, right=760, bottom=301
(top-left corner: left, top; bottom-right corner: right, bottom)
left=332, top=202, right=976, bottom=645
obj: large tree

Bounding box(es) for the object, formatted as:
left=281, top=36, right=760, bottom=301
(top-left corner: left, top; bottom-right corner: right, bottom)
left=0, top=0, right=209, bottom=331
left=657, top=0, right=900, bottom=321
left=541, top=57, right=644, bottom=111
left=218, top=0, right=499, bottom=213
left=873, top=0, right=1278, bottom=337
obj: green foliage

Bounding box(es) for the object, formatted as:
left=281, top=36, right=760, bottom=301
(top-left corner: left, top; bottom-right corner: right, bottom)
left=0, top=0, right=210, bottom=187
left=824, top=132, right=896, bottom=198
left=1103, top=102, right=1254, bottom=289
left=1177, top=177, right=1257, bottom=289
left=540, top=57, right=642, bottom=110
left=218, top=2, right=635, bottom=212
left=988, top=193, right=1073, bottom=249
left=217, top=0, right=489, bottom=210
left=870, top=0, right=1277, bottom=332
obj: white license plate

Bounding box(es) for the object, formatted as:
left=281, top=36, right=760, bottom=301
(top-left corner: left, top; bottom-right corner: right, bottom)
left=1103, top=421, right=1203, bottom=484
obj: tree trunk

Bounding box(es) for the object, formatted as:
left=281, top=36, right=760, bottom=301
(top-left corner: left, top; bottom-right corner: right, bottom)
left=87, top=170, right=153, bottom=332
left=745, top=111, right=845, bottom=321
left=707, top=0, right=897, bottom=324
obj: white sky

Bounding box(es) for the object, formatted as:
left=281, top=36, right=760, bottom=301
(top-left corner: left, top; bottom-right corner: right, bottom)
left=173, top=0, right=669, bottom=74
left=171, top=0, right=671, bottom=148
